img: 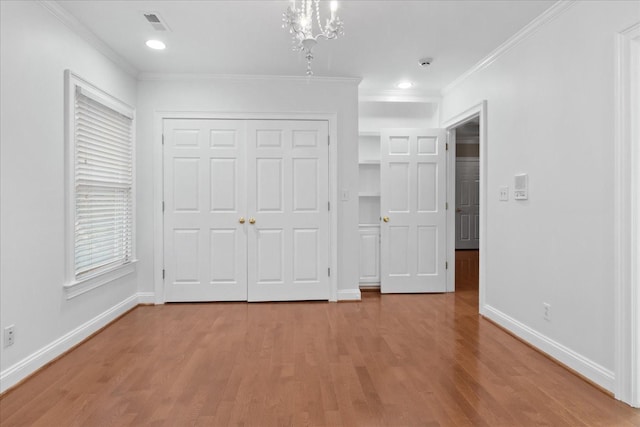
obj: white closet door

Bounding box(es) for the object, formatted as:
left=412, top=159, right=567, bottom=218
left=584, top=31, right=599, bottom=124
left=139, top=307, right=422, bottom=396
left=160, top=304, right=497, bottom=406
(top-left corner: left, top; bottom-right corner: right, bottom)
left=246, top=120, right=330, bottom=301
left=380, top=129, right=447, bottom=293
left=164, top=119, right=248, bottom=302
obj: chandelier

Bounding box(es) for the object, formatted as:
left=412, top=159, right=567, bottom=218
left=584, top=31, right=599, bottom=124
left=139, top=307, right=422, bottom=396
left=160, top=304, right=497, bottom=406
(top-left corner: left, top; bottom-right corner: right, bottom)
left=282, top=0, right=344, bottom=75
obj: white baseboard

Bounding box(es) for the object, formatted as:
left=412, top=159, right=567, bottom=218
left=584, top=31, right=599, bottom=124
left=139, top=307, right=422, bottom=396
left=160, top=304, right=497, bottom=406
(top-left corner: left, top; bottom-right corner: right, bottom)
left=483, top=304, right=615, bottom=392
left=337, top=288, right=361, bottom=301
left=0, top=293, right=140, bottom=393
left=137, top=292, right=156, bottom=304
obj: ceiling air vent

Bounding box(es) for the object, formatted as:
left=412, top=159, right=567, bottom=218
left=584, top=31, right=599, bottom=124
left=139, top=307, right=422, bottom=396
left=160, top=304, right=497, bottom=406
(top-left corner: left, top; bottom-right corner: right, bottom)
left=143, top=12, right=171, bottom=32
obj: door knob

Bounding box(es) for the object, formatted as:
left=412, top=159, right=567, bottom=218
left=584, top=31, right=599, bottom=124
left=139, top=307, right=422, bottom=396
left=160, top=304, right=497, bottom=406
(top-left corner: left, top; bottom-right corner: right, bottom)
left=455, top=208, right=462, bottom=213
left=239, top=217, right=245, bottom=224
left=382, top=216, right=390, bottom=222
left=249, top=217, right=256, bottom=224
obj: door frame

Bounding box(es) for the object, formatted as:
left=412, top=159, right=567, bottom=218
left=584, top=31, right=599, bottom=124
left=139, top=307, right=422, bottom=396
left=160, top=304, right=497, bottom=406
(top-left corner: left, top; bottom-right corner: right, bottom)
left=152, top=112, right=339, bottom=303
left=443, top=101, right=487, bottom=307
left=614, top=22, right=640, bottom=407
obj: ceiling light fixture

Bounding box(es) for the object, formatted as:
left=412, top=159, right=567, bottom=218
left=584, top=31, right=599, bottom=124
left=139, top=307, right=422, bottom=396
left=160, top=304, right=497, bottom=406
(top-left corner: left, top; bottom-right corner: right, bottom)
left=283, top=0, right=344, bottom=76
left=397, top=81, right=413, bottom=89
left=145, top=39, right=166, bottom=50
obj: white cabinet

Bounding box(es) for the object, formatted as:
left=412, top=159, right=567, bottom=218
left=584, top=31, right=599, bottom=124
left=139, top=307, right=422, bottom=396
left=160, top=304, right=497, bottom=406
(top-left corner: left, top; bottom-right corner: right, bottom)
left=358, top=132, right=381, bottom=286
left=359, top=226, right=380, bottom=283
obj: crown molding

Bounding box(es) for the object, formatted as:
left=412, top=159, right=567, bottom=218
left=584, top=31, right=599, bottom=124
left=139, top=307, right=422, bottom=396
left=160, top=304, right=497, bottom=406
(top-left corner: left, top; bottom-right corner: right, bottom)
left=441, top=0, right=577, bottom=95
left=137, top=72, right=362, bottom=85
left=38, top=0, right=138, bottom=78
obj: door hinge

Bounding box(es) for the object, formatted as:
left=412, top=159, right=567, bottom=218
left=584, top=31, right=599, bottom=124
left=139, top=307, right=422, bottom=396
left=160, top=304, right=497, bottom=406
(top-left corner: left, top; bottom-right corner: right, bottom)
left=162, top=134, right=165, bottom=145
left=446, top=202, right=449, bottom=210
left=328, top=201, right=331, bottom=211
left=328, top=135, right=330, bottom=145
left=446, top=142, right=449, bottom=151
left=162, top=201, right=165, bottom=212
left=328, top=267, right=331, bottom=277
left=446, top=262, right=448, bottom=270
left=162, top=269, right=165, bottom=279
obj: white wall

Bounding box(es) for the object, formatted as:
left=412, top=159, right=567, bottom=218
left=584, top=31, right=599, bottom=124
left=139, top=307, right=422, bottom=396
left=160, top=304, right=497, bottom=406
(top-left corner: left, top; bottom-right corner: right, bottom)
left=442, top=1, right=639, bottom=391
left=0, top=1, right=138, bottom=391
left=135, top=76, right=360, bottom=300
left=359, top=101, right=439, bottom=132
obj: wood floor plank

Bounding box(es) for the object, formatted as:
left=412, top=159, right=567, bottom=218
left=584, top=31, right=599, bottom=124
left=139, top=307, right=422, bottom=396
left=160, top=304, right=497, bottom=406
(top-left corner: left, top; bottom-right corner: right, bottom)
left=1, top=250, right=639, bottom=426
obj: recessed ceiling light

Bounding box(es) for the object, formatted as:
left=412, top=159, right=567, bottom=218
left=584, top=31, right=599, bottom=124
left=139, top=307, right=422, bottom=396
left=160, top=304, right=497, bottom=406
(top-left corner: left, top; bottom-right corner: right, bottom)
left=396, top=81, right=413, bottom=89
left=145, top=39, right=166, bottom=50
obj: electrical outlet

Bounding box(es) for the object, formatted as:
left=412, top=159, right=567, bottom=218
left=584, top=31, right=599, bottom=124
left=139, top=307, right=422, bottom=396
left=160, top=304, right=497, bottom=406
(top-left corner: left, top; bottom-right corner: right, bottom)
left=543, top=303, right=551, bottom=321
left=4, top=325, right=15, bottom=347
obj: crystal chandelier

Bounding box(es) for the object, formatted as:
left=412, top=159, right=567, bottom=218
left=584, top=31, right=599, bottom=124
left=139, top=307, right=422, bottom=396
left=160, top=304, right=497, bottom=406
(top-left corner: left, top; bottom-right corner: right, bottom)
left=282, top=0, right=344, bottom=75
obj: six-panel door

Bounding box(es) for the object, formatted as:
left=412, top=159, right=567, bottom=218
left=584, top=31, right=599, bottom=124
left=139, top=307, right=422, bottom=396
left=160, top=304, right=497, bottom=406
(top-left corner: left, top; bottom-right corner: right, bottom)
left=163, top=119, right=330, bottom=302
left=455, top=158, right=480, bottom=250
left=164, top=119, right=248, bottom=301
left=380, top=129, right=447, bottom=293
left=246, top=120, right=330, bottom=301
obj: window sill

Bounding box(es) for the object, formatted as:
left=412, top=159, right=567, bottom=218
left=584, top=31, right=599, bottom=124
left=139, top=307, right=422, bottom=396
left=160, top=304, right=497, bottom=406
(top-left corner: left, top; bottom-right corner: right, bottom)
left=64, top=260, right=138, bottom=300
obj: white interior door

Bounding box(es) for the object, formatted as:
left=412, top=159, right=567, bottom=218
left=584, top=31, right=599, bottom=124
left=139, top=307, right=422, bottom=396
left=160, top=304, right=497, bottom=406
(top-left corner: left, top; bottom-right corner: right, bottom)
left=455, top=158, right=480, bottom=250
left=163, top=118, right=330, bottom=302
left=246, top=120, right=330, bottom=301
left=163, top=119, right=248, bottom=301
left=380, top=129, right=447, bottom=293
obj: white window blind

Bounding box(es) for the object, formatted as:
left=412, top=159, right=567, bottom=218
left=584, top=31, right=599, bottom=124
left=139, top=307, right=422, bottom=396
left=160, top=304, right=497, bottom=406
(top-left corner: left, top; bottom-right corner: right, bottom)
left=74, top=88, right=133, bottom=279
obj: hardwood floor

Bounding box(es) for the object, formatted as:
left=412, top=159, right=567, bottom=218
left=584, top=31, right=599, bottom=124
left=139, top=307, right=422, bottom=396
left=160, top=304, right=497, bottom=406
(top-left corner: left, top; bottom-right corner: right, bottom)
left=1, top=251, right=638, bottom=426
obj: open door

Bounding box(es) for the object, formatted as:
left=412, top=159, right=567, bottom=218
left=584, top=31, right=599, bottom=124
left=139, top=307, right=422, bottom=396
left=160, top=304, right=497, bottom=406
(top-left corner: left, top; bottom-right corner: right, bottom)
left=380, top=128, right=447, bottom=293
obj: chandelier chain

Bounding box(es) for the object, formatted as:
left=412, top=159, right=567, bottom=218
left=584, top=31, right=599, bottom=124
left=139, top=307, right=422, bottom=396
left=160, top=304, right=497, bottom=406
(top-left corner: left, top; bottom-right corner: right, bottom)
left=315, top=0, right=322, bottom=36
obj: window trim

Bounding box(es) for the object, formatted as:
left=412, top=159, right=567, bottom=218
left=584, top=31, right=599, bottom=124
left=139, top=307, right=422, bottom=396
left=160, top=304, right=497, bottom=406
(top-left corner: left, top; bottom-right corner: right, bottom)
left=64, top=70, right=137, bottom=299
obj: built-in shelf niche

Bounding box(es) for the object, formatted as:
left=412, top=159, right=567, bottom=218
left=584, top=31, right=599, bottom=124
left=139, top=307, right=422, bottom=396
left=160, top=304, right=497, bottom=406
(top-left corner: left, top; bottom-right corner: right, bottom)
left=358, top=132, right=381, bottom=226
left=358, top=132, right=380, bottom=163
left=359, top=196, right=380, bottom=225
left=359, top=164, right=380, bottom=195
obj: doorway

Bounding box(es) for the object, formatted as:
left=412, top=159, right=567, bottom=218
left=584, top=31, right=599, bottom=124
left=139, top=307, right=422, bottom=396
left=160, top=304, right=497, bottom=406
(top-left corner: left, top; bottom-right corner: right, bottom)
left=451, top=118, right=480, bottom=295
left=454, top=118, right=480, bottom=251
left=444, top=101, right=487, bottom=309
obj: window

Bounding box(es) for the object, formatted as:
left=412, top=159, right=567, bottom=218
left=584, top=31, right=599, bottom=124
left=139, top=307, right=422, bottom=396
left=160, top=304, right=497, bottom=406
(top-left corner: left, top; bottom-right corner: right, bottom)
left=65, top=71, right=135, bottom=296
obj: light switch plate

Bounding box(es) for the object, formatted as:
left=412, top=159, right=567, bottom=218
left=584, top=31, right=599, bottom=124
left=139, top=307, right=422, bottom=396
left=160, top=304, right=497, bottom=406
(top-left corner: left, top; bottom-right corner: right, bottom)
left=499, top=186, right=509, bottom=201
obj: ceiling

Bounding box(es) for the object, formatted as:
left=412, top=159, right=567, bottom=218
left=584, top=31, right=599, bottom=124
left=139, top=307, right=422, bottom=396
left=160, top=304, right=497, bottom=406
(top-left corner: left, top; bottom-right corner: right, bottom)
left=56, top=0, right=556, bottom=95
